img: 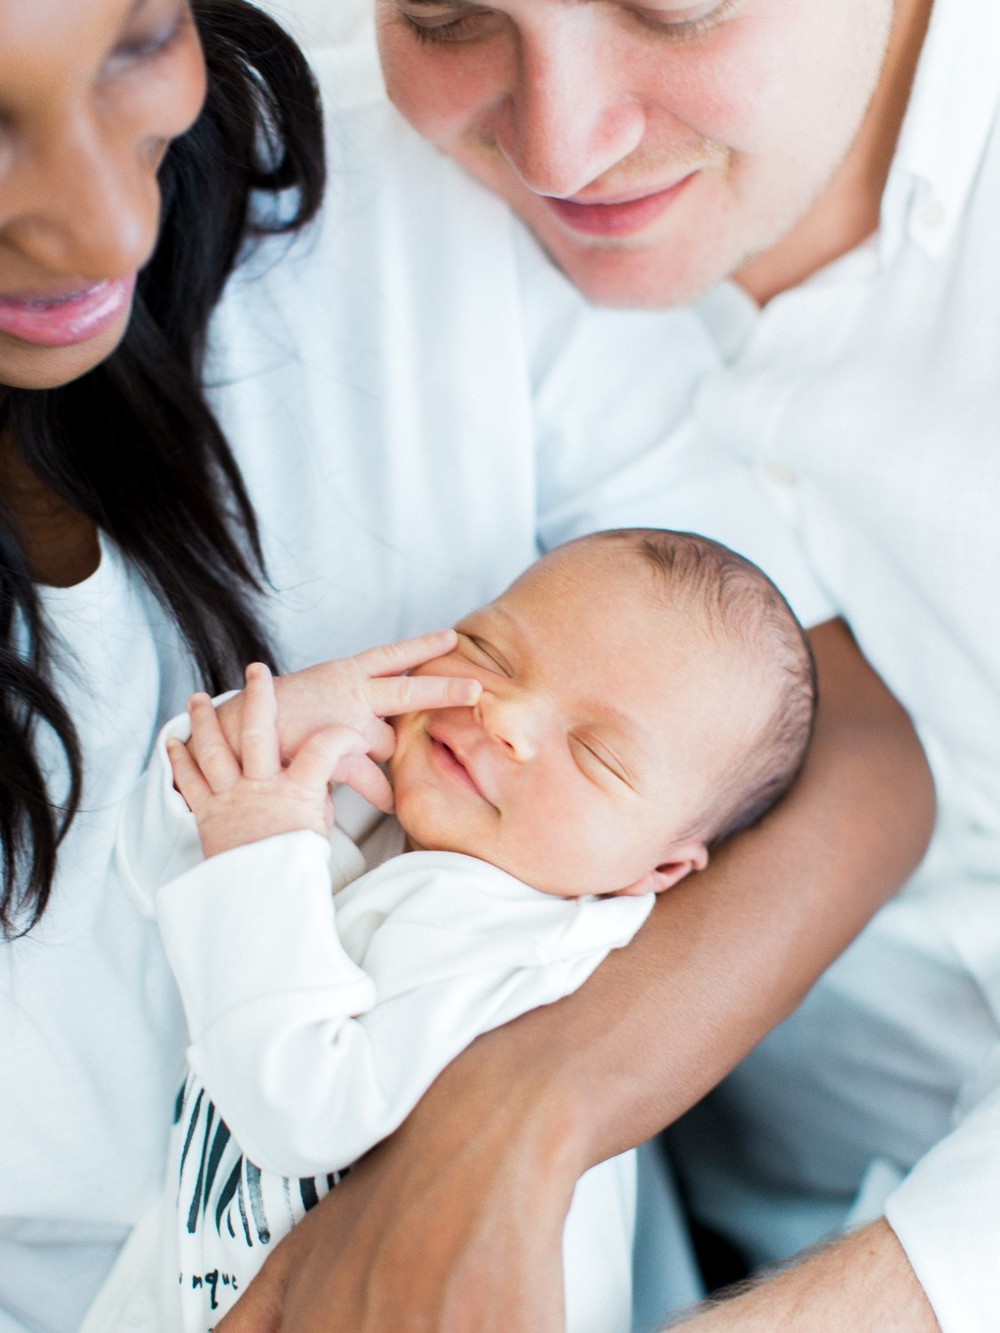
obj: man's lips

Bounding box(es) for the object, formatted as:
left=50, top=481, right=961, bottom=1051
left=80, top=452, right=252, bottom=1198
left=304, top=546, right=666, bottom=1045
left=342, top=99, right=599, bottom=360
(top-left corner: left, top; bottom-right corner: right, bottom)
left=544, top=175, right=696, bottom=238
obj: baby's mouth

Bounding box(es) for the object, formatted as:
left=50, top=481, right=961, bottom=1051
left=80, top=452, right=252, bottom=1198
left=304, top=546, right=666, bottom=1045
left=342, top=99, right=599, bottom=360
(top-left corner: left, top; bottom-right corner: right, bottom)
left=428, top=733, right=495, bottom=807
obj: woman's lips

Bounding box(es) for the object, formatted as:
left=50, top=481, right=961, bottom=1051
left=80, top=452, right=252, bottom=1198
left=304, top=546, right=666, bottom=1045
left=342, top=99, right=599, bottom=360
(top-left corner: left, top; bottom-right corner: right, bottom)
left=544, top=176, right=695, bottom=238
left=0, top=275, right=137, bottom=348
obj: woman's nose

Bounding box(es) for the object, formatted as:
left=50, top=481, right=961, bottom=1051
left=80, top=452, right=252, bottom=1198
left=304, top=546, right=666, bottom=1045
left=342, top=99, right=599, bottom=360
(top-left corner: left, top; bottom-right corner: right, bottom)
left=491, top=22, right=645, bottom=198
left=475, top=689, right=541, bottom=763
left=3, top=118, right=162, bottom=282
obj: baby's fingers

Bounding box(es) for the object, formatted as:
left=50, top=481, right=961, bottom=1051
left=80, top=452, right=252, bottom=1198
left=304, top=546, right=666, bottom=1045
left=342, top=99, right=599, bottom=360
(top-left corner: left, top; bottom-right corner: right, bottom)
left=287, top=726, right=370, bottom=793
left=337, top=753, right=395, bottom=814
left=355, top=629, right=458, bottom=679
left=187, top=693, right=242, bottom=791
left=241, top=663, right=281, bottom=781
left=368, top=672, right=481, bottom=720
left=166, top=738, right=211, bottom=813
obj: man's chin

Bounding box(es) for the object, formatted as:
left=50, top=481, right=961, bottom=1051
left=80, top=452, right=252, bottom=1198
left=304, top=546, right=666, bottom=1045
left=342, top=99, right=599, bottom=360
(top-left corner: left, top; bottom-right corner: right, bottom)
left=542, top=239, right=726, bottom=311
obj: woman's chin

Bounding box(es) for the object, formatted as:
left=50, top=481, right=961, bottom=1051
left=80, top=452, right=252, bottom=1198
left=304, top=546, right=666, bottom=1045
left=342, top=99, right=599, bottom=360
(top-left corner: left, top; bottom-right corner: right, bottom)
left=0, top=314, right=132, bottom=391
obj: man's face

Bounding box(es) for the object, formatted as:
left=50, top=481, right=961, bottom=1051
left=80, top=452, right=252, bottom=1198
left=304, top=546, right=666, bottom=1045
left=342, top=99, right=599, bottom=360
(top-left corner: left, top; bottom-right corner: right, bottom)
left=391, top=542, right=762, bottom=897
left=376, top=0, right=896, bottom=307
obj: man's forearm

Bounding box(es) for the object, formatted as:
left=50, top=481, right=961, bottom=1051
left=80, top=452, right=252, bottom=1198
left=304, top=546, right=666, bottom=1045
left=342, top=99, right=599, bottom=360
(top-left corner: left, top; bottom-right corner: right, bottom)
left=664, top=1221, right=939, bottom=1331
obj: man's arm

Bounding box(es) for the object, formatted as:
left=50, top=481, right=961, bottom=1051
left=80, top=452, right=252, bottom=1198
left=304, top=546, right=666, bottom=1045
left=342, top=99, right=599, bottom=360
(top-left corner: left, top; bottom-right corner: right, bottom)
left=220, top=618, right=936, bottom=1332
left=666, top=1221, right=938, bottom=1331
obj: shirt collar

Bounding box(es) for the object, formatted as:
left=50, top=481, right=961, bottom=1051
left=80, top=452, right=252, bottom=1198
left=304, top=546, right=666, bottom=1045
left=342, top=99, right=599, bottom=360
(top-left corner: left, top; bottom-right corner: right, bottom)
left=880, top=0, right=1000, bottom=262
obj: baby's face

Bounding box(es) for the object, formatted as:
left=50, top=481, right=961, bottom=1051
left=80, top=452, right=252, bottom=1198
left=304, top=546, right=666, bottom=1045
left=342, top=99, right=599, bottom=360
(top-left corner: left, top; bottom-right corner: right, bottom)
left=391, top=542, right=763, bottom=897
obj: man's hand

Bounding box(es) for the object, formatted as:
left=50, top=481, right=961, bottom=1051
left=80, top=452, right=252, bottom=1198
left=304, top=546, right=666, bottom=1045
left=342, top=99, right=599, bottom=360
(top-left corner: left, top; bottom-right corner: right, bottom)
left=216, top=1023, right=575, bottom=1332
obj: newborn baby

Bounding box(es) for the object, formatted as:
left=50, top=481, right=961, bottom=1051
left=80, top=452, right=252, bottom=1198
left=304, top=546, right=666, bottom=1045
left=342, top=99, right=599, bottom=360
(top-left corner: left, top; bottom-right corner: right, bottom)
left=87, top=527, right=815, bottom=1333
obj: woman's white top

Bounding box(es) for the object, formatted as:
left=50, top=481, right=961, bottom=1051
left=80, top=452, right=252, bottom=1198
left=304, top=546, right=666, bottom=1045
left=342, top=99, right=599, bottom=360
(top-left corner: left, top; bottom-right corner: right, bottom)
left=0, top=65, right=827, bottom=1333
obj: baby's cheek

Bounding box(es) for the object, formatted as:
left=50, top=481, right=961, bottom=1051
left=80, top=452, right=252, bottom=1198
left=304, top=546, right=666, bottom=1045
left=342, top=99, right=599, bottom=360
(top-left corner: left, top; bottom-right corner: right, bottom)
left=386, top=721, right=422, bottom=809
left=528, top=802, right=631, bottom=895
left=388, top=710, right=422, bottom=754
left=512, top=797, right=590, bottom=883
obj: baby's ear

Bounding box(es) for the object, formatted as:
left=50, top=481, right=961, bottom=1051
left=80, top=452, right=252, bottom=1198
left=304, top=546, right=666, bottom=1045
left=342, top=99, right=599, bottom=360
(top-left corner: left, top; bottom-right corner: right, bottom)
left=617, top=841, right=709, bottom=897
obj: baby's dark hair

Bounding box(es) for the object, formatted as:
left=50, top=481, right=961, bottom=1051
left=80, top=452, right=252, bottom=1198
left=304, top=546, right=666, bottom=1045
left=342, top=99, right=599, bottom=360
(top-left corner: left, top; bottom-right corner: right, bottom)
left=582, top=528, right=817, bottom=848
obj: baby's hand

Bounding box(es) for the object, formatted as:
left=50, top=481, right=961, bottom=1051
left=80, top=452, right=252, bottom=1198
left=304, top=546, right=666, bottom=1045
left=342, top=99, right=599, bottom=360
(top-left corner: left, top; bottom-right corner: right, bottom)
left=207, top=630, right=480, bottom=776
left=168, top=664, right=376, bottom=860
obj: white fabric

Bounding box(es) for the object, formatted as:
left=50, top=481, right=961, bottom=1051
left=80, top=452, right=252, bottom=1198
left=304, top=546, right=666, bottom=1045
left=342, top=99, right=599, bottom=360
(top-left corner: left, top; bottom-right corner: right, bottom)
left=260, top=0, right=376, bottom=58
left=93, top=727, right=651, bottom=1331
left=2, top=60, right=829, bottom=1333
left=0, top=542, right=192, bottom=1333
left=260, top=0, right=380, bottom=106
left=664, top=2, right=1000, bottom=1326
left=164, top=840, right=650, bottom=1179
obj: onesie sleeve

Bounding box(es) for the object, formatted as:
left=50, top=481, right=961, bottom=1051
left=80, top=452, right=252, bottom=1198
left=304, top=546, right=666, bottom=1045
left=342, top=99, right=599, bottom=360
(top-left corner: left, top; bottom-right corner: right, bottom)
left=114, top=707, right=211, bottom=915
left=153, top=845, right=651, bottom=1180
left=152, top=831, right=376, bottom=1175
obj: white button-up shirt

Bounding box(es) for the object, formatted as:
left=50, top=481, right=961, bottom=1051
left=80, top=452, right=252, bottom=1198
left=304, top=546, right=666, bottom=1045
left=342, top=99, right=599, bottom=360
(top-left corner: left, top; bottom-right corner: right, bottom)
left=669, top=2, right=1000, bottom=1326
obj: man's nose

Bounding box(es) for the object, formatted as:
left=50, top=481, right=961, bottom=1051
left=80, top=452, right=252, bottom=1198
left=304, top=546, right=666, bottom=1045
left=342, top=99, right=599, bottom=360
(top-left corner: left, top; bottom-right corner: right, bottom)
left=475, top=689, right=542, bottom=763
left=492, top=22, right=645, bottom=198
left=3, top=117, right=161, bottom=282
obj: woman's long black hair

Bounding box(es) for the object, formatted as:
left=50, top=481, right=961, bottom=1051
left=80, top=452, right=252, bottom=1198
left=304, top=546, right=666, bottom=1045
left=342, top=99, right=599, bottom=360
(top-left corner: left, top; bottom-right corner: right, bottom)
left=0, top=0, right=326, bottom=935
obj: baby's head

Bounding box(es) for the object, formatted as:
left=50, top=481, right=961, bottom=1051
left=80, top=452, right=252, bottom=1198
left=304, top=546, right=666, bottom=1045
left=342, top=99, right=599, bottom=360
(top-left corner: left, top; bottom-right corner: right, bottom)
left=391, top=529, right=816, bottom=898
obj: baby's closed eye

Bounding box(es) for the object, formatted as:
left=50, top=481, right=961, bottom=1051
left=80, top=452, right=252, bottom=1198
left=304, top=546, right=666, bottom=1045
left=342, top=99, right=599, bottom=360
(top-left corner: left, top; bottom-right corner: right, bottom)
left=568, top=733, right=631, bottom=788
left=458, top=633, right=512, bottom=676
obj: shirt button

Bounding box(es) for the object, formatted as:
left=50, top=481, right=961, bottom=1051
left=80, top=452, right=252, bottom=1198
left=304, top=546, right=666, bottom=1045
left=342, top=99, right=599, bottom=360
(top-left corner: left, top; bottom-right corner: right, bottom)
left=919, top=198, right=947, bottom=230
left=765, top=463, right=798, bottom=488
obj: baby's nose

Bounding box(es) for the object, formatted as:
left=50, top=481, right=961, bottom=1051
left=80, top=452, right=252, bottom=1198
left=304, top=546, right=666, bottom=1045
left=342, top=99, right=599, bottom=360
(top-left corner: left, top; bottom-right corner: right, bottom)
left=476, top=690, right=540, bottom=762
